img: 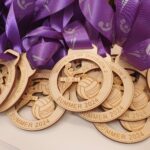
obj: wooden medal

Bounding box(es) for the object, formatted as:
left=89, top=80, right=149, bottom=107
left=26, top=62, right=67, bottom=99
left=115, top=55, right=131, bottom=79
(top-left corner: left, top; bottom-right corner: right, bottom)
left=0, top=50, right=20, bottom=105
left=49, top=46, right=113, bottom=112
left=77, top=61, right=134, bottom=122
left=0, top=53, right=36, bottom=112
left=7, top=70, right=67, bottom=131
left=119, top=70, right=150, bottom=121
left=94, top=118, right=150, bottom=143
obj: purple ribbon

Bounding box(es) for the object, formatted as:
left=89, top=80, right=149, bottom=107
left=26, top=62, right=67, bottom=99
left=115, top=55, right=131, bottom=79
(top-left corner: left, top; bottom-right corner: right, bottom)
left=80, top=0, right=150, bottom=70
left=34, top=0, right=74, bottom=21
left=115, top=0, right=140, bottom=46
left=0, top=0, right=150, bottom=70
left=63, top=21, right=92, bottom=49
left=6, top=3, right=22, bottom=52
left=79, top=0, right=114, bottom=42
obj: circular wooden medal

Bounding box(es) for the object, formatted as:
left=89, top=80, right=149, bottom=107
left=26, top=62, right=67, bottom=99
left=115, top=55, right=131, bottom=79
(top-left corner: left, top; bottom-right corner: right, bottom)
left=0, top=50, right=20, bottom=105
left=7, top=70, right=67, bottom=131
left=119, top=70, right=150, bottom=121
left=49, top=46, right=113, bottom=112
left=0, top=53, right=36, bottom=112
left=114, top=57, right=150, bottom=121
left=94, top=118, right=150, bottom=143
left=77, top=62, right=134, bottom=122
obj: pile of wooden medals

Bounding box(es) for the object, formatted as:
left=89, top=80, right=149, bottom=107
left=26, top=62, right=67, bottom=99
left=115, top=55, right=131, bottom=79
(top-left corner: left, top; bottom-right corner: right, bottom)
left=0, top=46, right=150, bottom=144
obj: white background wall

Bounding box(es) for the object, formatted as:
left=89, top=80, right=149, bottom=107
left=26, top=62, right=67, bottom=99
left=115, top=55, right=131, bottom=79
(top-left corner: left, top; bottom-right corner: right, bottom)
left=0, top=111, right=149, bottom=150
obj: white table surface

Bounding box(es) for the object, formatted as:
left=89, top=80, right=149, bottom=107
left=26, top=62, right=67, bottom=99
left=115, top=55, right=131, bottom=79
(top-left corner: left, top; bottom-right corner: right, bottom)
left=0, top=111, right=150, bottom=150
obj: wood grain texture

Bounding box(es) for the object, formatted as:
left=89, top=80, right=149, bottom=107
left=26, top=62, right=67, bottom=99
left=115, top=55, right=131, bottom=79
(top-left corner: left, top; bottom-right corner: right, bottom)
left=78, top=62, right=134, bottom=122
left=7, top=70, right=67, bottom=131
left=49, top=46, right=113, bottom=112
left=0, top=50, right=19, bottom=105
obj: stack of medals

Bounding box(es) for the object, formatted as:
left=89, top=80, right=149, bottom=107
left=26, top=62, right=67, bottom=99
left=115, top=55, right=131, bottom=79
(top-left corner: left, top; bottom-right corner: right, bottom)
left=0, top=45, right=150, bottom=144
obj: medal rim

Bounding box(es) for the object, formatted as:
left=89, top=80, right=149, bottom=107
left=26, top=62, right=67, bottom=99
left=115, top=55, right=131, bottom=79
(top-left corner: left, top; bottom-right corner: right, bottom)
left=49, top=51, right=113, bottom=112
